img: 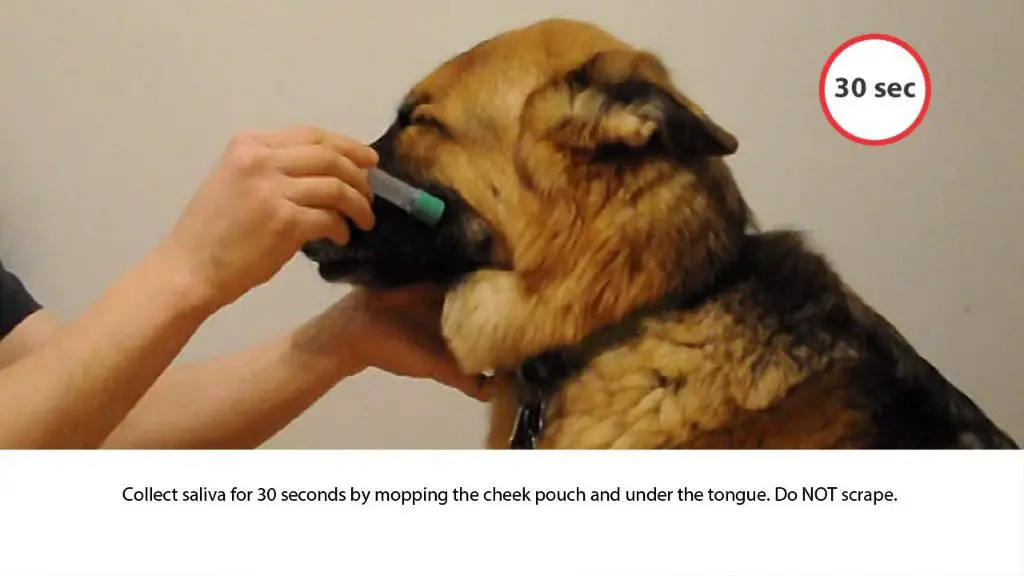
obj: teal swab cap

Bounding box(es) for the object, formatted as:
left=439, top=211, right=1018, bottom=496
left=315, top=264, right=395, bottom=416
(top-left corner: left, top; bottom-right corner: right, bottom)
left=367, top=168, right=446, bottom=226
left=410, top=192, right=446, bottom=226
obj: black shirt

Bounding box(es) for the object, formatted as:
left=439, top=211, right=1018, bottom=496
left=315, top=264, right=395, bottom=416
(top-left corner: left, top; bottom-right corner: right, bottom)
left=0, top=259, right=41, bottom=339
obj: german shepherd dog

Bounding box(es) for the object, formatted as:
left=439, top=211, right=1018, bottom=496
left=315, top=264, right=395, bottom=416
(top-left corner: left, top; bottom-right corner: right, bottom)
left=302, top=18, right=1018, bottom=449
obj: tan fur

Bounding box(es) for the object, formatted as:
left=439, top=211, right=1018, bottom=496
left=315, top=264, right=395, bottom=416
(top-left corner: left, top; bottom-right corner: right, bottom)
left=354, top=18, right=1016, bottom=450
left=534, top=302, right=859, bottom=448
left=390, top=19, right=829, bottom=448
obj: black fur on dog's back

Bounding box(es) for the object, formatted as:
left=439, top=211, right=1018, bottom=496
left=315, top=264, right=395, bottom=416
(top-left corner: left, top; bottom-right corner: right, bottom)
left=705, top=230, right=1018, bottom=449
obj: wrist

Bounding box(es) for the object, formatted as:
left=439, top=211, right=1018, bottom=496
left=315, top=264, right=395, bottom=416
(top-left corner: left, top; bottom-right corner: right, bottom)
left=287, top=303, right=369, bottom=382
left=145, top=238, right=224, bottom=321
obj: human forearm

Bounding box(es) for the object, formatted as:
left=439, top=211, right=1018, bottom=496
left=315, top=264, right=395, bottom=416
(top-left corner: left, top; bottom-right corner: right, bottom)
left=0, top=127, right=378, bottom=449
left=101, top=300, right=363, bottom=449
left=0, top=242, right=215, bottom=448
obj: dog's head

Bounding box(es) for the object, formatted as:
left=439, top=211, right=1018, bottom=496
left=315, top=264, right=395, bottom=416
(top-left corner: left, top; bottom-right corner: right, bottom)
left=303, top=18, right=750, bottom=339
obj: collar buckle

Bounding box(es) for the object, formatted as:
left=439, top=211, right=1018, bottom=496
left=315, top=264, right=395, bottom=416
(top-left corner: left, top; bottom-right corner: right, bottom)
left=508, top=351, right=574, bottom=450
left=509, top=398, right=545, bottom=449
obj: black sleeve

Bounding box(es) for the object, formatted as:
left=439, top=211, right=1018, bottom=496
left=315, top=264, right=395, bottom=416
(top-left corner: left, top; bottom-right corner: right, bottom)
left=0, top=258, right=42, bottom=339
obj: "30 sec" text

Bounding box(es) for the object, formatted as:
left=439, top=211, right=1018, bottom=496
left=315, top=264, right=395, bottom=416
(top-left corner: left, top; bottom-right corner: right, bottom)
left=833, top=77, right=917, bottom=99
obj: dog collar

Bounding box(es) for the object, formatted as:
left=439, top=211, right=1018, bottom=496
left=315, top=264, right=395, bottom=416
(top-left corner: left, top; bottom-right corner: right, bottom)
left=509, top=351, right=580, bottom=449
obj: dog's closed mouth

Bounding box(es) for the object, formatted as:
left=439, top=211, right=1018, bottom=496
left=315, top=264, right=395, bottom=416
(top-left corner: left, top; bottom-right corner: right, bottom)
left=300, top=218, right=493, bottom=288
left=300, top=173, right=500, bottom=289
left=300, top=236, right=375, bottom=282
left=301, top=238, right=369, bottom=263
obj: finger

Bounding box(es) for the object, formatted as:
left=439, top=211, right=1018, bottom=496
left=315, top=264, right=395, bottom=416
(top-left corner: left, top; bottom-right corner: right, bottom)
left=473, top=374, right=496, bottom=402
left=411, top=349, right=491, bottom=402
left=293, top=206, right=351, bottom=246
left=256, top=126, right=379, bottom=168
left=446, top=369, right=495, bottom=402
left=271, top=145, right=371, bottom=199
left=286, top=176, right=375, bottom=231
left=416, top=345, right=491, bottom=400
left=320, top=132, right=379, bottom=169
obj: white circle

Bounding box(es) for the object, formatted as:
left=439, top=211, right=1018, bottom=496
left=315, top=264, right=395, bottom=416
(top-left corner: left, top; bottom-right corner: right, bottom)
left=823, top=37, right=928, bottom=142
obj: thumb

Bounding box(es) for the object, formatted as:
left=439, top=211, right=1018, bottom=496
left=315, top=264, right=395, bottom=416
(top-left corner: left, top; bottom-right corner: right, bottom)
left=423, top=351, right=492, bottom=401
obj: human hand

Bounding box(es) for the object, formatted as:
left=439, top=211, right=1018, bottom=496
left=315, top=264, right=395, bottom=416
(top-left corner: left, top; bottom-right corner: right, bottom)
left=161, top=126, right=378, bottom=311
left=307, top=284, right=493, bottom=401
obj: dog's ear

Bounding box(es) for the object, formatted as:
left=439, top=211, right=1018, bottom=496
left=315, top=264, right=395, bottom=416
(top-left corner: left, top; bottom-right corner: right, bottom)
left=558, top=49, right=738, bottom=159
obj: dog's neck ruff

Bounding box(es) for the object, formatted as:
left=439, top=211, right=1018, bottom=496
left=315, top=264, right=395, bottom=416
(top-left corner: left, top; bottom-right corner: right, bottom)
left=508, top=284, right=719, bottom=449
left=505, top=233, right=753, bottom=449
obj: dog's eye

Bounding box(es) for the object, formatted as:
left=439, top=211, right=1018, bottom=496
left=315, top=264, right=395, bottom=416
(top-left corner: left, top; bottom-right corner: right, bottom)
left=411, top=114, right=449, bottom=133
left=397, top=109, right=451, bottom=138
